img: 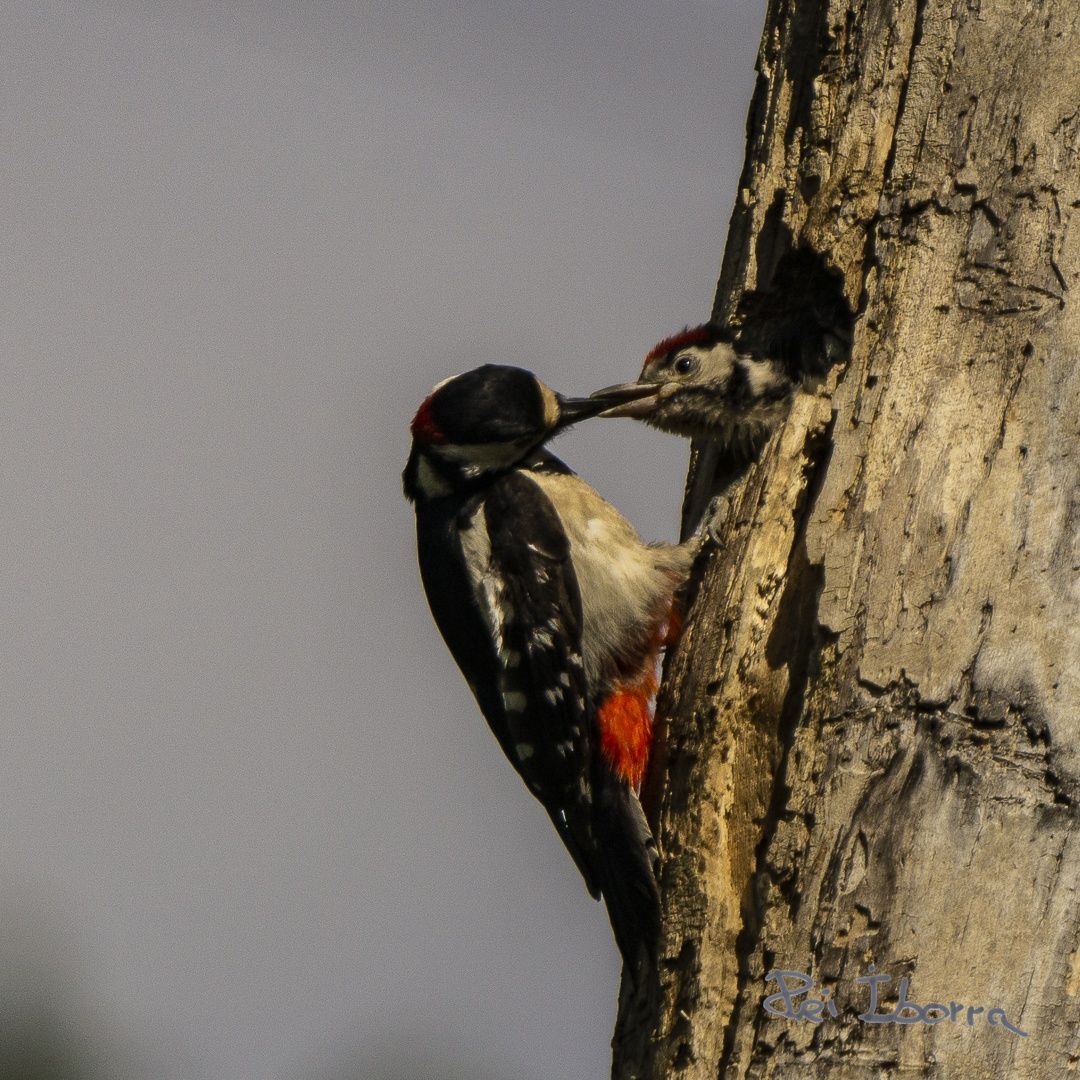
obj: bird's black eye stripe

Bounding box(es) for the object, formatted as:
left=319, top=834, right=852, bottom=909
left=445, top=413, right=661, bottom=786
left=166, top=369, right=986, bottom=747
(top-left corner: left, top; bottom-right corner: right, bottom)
left=673, top=354, right=697, bottom=375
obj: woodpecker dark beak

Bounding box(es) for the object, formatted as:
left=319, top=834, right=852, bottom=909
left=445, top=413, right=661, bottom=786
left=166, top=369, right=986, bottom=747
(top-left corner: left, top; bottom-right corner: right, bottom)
left=554, top=386, right=657, bottom=430
left=586, top=381, right=663, bottom=419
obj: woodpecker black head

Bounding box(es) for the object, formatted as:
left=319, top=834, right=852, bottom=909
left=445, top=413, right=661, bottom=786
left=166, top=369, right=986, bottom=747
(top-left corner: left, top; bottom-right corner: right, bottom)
left=403, top=364, right=657, bottom=501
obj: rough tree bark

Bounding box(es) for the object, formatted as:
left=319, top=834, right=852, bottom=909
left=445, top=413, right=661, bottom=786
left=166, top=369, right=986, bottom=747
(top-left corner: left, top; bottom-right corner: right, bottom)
left=613, top=0, right=1079, bottom=1077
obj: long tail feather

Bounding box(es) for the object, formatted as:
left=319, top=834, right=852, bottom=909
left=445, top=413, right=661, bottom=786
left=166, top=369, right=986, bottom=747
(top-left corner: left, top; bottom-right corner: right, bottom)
left=591, top=767, right=661, bottom=983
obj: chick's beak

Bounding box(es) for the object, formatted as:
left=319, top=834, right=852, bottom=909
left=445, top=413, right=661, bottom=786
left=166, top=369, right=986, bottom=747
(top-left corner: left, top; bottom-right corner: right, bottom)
left=554, top=383, right=660, bottom=429
left=586, top=381, right=662, bottom=419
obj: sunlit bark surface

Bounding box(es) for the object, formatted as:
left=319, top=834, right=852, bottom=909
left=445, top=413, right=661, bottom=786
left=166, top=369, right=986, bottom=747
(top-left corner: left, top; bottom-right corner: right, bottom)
left=613, top=1, right=1080, bottom=1076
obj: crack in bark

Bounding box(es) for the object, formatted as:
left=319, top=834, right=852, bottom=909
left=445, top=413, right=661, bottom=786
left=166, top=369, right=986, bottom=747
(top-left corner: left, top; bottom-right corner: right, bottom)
left=715, top=421, right=835, bottom=1078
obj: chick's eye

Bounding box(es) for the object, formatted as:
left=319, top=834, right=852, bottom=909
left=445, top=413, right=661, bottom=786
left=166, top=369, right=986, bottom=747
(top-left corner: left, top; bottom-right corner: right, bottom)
left=674, top=354, right=697, bottom=375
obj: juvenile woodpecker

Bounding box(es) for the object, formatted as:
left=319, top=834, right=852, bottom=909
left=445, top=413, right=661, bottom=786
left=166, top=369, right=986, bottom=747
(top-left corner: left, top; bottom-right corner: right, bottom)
left=594, top=251, right=853, bottom=450
left=594, top=323, right=794, bottom=452
left=403, top=365, right=693, bottom=979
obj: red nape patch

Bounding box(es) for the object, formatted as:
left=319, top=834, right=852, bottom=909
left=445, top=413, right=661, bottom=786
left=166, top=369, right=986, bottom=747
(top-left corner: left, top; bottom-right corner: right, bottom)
left=644, top=323, right=716, bottom=369
left=410, top=395, right=446, bottom=443
left=598, top=668, right=659, bottom=791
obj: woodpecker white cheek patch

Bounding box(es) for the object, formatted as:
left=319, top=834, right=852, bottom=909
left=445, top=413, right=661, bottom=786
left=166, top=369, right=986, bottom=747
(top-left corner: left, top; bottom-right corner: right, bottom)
left=539, top=383, right=561, bottom=429
left=413, top=455, right=453, bottom=498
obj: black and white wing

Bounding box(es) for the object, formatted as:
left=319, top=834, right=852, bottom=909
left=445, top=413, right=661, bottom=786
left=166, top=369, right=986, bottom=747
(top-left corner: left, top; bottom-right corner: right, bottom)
left=478, top=470, right=601, bottom=898
left=482, top=471, right=660, bottom=978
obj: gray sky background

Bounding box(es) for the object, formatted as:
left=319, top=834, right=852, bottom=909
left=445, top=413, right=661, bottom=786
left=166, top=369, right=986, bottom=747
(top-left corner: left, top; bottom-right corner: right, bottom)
left=0, top=3, right=762, bottom=1077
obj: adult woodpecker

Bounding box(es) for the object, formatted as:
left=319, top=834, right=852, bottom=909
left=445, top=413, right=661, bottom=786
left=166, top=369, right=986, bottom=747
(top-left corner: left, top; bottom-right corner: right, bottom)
left=403, top=364, right=694, bottom=979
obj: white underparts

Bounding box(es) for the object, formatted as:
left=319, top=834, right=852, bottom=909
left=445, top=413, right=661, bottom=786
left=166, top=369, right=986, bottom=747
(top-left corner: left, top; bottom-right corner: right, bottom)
left=526, top=469, right=693, bottom=687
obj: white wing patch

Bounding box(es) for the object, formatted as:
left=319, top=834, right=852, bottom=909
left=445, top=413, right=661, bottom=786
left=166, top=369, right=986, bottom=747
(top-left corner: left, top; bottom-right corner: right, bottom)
left=457, top=504, right=538, bottom=720
left=459, top=507, right=504, bottom=653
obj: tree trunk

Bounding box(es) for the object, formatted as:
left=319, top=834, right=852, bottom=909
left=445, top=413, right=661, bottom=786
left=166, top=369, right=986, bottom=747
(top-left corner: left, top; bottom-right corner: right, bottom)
left=613, top=0, right=1080, bottom=1076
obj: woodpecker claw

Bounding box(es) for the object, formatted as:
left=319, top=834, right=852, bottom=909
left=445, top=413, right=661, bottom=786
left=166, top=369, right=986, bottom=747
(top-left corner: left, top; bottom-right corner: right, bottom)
left=701, top=493, right=733, bottom=546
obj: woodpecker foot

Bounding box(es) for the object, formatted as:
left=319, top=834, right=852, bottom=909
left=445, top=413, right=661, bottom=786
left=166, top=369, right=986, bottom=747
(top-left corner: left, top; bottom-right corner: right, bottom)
left=702, top=493, right=733, bottom=546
